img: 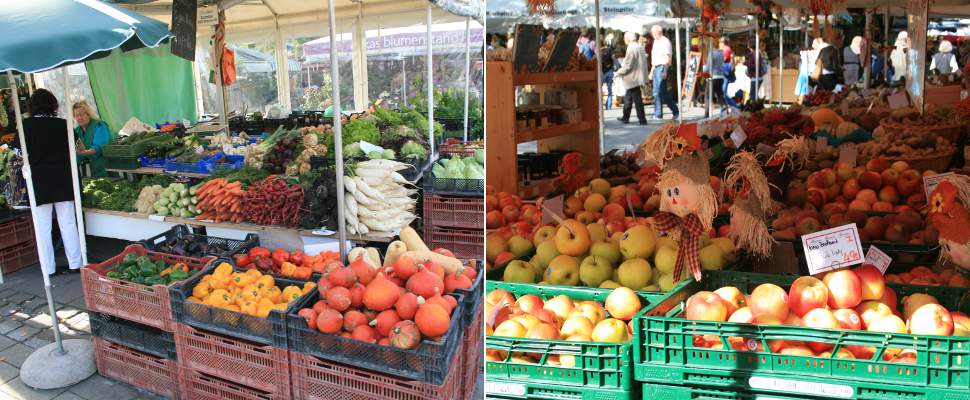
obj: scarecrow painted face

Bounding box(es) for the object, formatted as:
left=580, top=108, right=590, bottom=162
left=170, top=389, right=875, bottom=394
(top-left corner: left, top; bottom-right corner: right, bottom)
left=662, top=177, right=701, bottom=218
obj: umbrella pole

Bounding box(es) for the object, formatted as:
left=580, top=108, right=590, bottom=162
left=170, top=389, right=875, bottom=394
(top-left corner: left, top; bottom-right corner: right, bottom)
left=427, top=4, right=435, bottom=159
left=330, top=0, right=348, bottom=258
left=463, top=17, right=470, bottom=142
left=9, top=71, right=95, bottom=390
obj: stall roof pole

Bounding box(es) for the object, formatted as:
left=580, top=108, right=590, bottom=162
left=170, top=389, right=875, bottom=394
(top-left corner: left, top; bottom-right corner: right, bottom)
left=427, top=4, right=435, bottom=159
left=779, top=18, right=783, bottom=106
left=8, top=70, right=65, bottom=353
left=595, top=0, right=603, bottom=152
left=329, top=0, right=347, bottom=257
left=275, top=16, right=291, bottom=113
left=675, top=18, right=682, bottom=123
left=706, top=22, right=713, bottom=117
left=402, top=58, right=407, bottom=107
left=462, top=17, right=470, bottom=141
left=755, top=22, right=760, bottom=104
left=863, top=10, right=871, bottom=89
left=63, top=70, right=87, bottom=266
left=353, top=2, right=369, bottom=111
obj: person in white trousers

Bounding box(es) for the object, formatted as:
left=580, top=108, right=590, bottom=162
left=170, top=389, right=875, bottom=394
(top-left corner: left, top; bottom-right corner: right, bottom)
left=19, top=89, right=83, bottom=275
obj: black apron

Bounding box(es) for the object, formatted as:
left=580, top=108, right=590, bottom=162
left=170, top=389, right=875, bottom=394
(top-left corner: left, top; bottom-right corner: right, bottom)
left=22, top=116, right=74, bottom=205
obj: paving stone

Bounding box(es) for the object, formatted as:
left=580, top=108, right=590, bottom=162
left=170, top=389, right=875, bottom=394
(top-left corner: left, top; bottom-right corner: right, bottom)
left=34, top=326, right=87, bottom=342
left=0, top=303, right=21, bottom=318
left=0, top=335, right=16, bottom=352
left=68, top=373, right=136, bottom=400
left=6, top=326, right=40, bottom=342
left=26, top=314, right=54, bottom=330
left=51, top=393, right=85, bottom=400
left=22, top=337, right=51, bottom=350
left=23, top=299, right=50, bottom=315
left=6, top=293, right=32, bottom=305
left=54, top=308, right=79, bottom=321
left=0, top=289, right=16, bottom=299
left=0, top=320, right=23, bottom=335
left=0, top=377, right=67, bottom=400
left=0, top=343, right=35, bottom=368
left=63, top=314, right=88, bottom=333
left=0, top=362, right=18, bottom=385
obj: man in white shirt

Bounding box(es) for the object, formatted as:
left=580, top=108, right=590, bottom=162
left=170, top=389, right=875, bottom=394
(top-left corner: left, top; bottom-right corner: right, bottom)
left=615, top=31, right=650, bottom=125
left=650, top=25, right=679, bottom=121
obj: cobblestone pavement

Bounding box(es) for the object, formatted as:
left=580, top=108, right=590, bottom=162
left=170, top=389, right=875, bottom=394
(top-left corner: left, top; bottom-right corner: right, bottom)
left=0, top=261, right=165, bottom=400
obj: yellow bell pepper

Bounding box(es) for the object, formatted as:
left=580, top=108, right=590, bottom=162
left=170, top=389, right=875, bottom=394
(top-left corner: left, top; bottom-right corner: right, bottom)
left=281, top=286, right=303, bottom=303
left=271, top=303, right=288, bottom=312
left=265, top=286, right=282, bottom=303
left=232, top=271, right=257, bottom=287
left=232, top=288, right=246, bottom=306
left=281, top=262, right=297, bottom=277
left=214, top=262, right=233, bottom=278
left=187, top=296, right=201, bottom=303
left=208, top=275, right=232, bottom=290
left=175, top=262, right=189, bottom=273
left=256, top=298, right=275, bottom=318
left=302, top=281, right=317, bottom=294
left=203, top=289, right=231, bottom=308
left=192, top=282, right=212, bottom=300
left=255, top=275, right=275, bottom=290
left=240, top=300, right=258, bottom=316
left=242, top=284, right=261, bottom=302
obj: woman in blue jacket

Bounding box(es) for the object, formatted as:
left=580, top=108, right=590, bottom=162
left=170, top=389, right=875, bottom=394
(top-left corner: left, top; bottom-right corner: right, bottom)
left=72, top=100, right=110, bottom=177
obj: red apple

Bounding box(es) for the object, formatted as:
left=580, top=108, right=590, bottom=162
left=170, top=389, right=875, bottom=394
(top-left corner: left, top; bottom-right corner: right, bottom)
left=848, top=200, right=871, bottom=211
left=842, top=179, right=861, bottom=200
left=853, top=264, right=886, bottom=301
left=749, top=283, right=790, bottom=321
left=713, top=286, right=746, bottom=315
left=908, top=303, right=953, bottom=336
left=513, top=294, right=544, bottom=314
left=878, top=186, right=900, bottom=205
left=833, top=308, right=863, bottom=330
left=602, top=203, right=625, bottom=223
left=803, top=308, right=841, bottom=352
left=823, top=270, right=863, bottom=309
left=685, top=291, right=729, bottom=322
left=866, top=158, right=889, bottom=173
left=881, top=169, right=900, bottom=186
left=856, top=189, right=878, bottom=205
left=486, top=210, right=506, bottom=229
left=879, top=287, right=898, bottom=314
left=859, top=171, right=883, bottom=191
left=789, top=276, right=830, bottom=317
left=896, top=170, right=922, bottom=197
left=856, top=300, right=893, bottom=329
left=806, top=188, right=827, bottom=210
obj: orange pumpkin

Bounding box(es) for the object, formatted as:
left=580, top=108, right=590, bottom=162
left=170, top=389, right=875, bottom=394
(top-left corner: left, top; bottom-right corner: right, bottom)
left=316, top=309, right=343, bottom=333
left=343, top=310, right=369, bottom=332
left=395, top=293, right=420, bottom=320
left=389, top=320, right=422, bottom=349
left=363, top=274, right=401, bottom=311
left=406, top=268, right=444, bottom=298
left=373, top=309, right=402, bottom=337
left=415, top=303, right=450, bottom=338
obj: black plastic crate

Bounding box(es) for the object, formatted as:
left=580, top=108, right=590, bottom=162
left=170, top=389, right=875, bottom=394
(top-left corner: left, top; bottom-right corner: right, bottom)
left=170, top=260, right=313, bottom=348
left=262, top=118, right=289, bottom=132
left=139, top=225, right=258, bottom=258
left=285, top=287, right=465, bottom=385
left=435, top=117, right=465, bottom=132
left=454, top=260, right=483, bottom=326
left=89, top=312, right=177, bottom=360
left=422, top=162, right=484, bottom=197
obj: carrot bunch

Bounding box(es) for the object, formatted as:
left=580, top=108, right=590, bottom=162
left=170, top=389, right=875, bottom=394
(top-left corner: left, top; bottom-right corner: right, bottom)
left=195, top=178, right=246, bottom=223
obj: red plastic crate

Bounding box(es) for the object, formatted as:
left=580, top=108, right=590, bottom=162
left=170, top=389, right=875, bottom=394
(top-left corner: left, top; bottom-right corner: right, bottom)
left=459, top=302, right=483, bottom=399
left=0, top=213, right=33, bottom=250
left=290, top=349, right=463, bottom=400
left=0, top=240, right=37, bottom=275
left=93, top=338, right=180, bottom=400
left=423, top=193, right=484, bottom=230
left=423, top=226, right=483, bottom=261
left=179, top=365, right=288, bottom=400
left=81, top=244, right=214, bottom=332
left=174, top=323, right=291, bottom=396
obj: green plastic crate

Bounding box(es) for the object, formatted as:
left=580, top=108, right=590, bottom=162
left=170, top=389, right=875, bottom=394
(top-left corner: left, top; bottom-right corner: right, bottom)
left=104, top=156, right=140, bottom=170
left=485, top=281, right=668, bottom=398
left=632, top=270, right=970, bottom=400
left=640, top=381, right=816, bottom=400
left=485, top=377, right=637, bottom=400
left=101, top=135, right=168, bottom=158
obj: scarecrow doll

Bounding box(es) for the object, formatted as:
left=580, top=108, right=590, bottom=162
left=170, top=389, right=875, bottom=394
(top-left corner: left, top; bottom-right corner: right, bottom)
left=928, top=174, right=970, bottom=273
left=725, top=151, right=776, bottom=259
left=641, top=123, right=718, bottom=281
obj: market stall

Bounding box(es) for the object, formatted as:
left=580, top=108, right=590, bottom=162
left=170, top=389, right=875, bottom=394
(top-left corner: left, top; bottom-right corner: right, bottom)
left=484, top=2, right=970, bottom=400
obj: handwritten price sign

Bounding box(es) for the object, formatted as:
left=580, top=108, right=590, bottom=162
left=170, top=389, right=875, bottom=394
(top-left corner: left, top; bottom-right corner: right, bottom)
left=801, top=224, right=865, bottom=275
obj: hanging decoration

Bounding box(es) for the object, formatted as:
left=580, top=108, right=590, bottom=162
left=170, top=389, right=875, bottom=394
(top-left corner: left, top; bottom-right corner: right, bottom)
left=798, top=0, right=844, bottom=38
left=527, top=0, right=555, bottom=16
left=641, top=123, right=718, bottom=282
left=752, top=0, right=777, bottom=38
left=725, top=152, right=776, bottom=259
left=695, top=0, right=730, bottom=36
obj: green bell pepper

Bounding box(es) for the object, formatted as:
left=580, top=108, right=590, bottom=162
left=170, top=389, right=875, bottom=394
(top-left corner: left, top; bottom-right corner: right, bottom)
left=122, top=253, right=138, bottom=266
left=106, top=271, right=121, bottom=279
left=170, top=270, right=189, bottom=281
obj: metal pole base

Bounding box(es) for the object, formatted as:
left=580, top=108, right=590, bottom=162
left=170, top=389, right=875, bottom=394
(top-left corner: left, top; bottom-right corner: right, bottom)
left=20, top=339, right=96, bottom=390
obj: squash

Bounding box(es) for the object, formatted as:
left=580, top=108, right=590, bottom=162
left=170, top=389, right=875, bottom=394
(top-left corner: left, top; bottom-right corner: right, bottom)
left=383, top=241, right=408, bottom=268
left=415, top=303, right=451, bottom=338
left=389, top=320, right=421, bottom=349
left=811, top=108, right=843, bottom=130
left=834, top=121, right=860, bottom=138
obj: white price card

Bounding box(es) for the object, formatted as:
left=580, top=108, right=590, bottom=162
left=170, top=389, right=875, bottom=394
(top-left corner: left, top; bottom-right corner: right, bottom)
left=923, top=172, right=954, bottom=200
left=801, top=224, right=865, bottom=275
left=485, top=382, right=526, bottom=396
left=148, top=215, right=166, bottom=222
left=749, top=377, right=854, bottom=398
left=887, top=92, right=909, bottom=109
left=837, top=143, right=857, bottom=167
left=730, top=126, right=747, bottom=146
left=540, top=195, right=564, bottom=225
left=864, top=246, right=892, bottom=274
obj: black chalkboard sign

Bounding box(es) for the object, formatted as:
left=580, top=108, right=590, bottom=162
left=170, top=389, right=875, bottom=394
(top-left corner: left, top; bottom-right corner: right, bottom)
left=542, top=30, right=580, bottom=72
left=170, top=0, right=197, bottom=61
left=512, top=24, right=543, bottom=73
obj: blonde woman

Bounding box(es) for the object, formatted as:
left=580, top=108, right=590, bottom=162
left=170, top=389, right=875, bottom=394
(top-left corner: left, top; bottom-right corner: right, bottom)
left=72, top=101, right=110, bottom=177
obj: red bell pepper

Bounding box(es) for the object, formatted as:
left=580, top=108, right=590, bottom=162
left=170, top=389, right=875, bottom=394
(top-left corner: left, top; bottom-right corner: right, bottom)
left=272, top=248, right=290, bottom=267
left=249, top=247, right=270, bottom=260
left=234, top=254, right=251, bottom=268
left=290, top=250, right=306, bottom=266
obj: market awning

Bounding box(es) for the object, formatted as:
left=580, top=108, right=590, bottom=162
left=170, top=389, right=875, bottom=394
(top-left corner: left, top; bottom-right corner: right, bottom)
left=0, top=0, right=172, bottom=73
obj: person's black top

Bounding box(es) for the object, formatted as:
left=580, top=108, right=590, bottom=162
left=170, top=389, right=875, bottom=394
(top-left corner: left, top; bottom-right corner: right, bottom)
left=819, top=45, right=841, bottom=75
left=601, top=45, right=615, bottom=73
left=22, top=116, right=74, bottom=205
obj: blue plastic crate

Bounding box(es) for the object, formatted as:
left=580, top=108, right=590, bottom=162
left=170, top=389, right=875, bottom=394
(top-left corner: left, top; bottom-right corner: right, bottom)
left=203, top=154, right=244, bottom=173
left=139, top=156, right=169, bottom=168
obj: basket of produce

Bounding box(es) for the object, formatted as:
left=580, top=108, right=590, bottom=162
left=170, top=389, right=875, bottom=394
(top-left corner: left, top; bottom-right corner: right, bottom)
left=632, top=269, right=970, bottom=399
left=424, top=153, right=485, bottom=196
left=139, top=224, right=258, bottom=258
left=101, top=132, right=169, bottom=158
left=880, top=106, right=964, bottom=142
left=81, top=244, right=214, bottom=332
left=600, top=149, right=639, bottom=181
left=170, top=260, right=316, bottom=347
left=859, top=118, right=956, bottom=172
left=485, top=282, right=667, bottom=400
left=163, top=151, right=223, bottom=174
left=884, top=148, right=956, bottom=173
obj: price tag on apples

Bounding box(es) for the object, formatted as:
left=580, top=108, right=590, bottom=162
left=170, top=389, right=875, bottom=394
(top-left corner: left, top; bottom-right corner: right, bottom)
left=923, top=172, right=954, bottom=200
left=864, top=246, right=892, bottom=274
left=541, top=195, right=564, bottom=225
left=801, top=223, right=865, bottom=275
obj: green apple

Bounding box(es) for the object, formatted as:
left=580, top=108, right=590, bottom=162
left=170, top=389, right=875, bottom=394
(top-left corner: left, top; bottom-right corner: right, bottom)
left=710, top=237, right=736, bottom=255
left=617, top=258, right=653, bottom=289
left=545, top=255, right=581, bottom=286
left=532, top=225, right=556, bottom=245
left=503, top=260, right=537, bottom=283
left=579, top=255, right=613, bottom=287
left=534, top=240, right=560, bottom=270
left=486, top=233, right=508, bottom=264
left=619, top=225, right=657, bottom=260
left=589, top=242, right=621, bottom=265
left=656, top=236, right=677, bottom=250
left=654, top=245, right=678, bottom=275
left=699, top=245, right=726, bottom=270
left=641, top=285, right=660, bottom=291
left=508, top=235, right=535, bottom=258
left=599, top=280, right=621, bottom=289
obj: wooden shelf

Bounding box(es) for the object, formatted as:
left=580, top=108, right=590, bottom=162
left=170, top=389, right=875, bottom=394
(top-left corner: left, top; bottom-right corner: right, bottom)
left=107, top=167, right=210, bottom=179
left=82, top=208, right=392, bottom=243
left=514, top=70, right=597, bottom=86
left=516, top=121, right=594, bottom=143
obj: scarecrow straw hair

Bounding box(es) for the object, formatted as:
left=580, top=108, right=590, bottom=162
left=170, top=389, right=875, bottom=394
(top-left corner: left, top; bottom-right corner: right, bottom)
left=640, top=123, right=680, bottom=168
left=657, top=169, right=718, bottom=232
left=729, top=204, right=776, bottom=259
left=725, top=151, right=772, bottom=210
left=770, top=135, right=810, bottom=171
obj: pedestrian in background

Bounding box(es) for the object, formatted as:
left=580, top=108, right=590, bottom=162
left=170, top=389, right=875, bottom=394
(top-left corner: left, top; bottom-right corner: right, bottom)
left=615, top=31, right=649, bottom=125
left=649, top=25, right=678, bottom=121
